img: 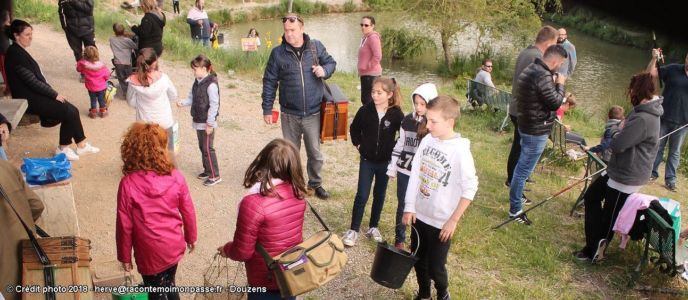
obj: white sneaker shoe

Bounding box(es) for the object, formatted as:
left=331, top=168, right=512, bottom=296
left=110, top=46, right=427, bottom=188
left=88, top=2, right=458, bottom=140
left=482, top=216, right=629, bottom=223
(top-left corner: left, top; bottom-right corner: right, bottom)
left=56, top=147, right=79, bottom=161
left=366, top=227, right=383, bottom=243
left=76, top=142, right=100, bottom=156
left=342, top=230, right=358, bottom=247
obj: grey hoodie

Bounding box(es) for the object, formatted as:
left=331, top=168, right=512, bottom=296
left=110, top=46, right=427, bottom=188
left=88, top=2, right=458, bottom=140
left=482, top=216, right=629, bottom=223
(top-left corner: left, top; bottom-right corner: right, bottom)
left=607, top=97, right=663, bottom=186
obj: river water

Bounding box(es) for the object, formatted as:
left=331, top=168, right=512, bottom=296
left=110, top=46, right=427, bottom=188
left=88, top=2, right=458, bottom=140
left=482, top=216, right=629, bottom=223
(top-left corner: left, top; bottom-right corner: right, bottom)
left=220, top=12, right=648, bottom=115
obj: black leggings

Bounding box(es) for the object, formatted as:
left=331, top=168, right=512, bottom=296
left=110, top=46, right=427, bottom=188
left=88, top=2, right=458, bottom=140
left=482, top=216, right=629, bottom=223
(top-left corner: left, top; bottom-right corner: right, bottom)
left=142, top=264, right=180, bottom=300
left=583, top=176, right=630, bottom=257
left=28, top=99, right=86, bottom=146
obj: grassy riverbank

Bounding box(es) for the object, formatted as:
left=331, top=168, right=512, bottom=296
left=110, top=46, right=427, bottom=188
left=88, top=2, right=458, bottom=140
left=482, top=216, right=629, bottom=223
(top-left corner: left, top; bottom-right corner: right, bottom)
left=14, top=1, right=688, bottom=298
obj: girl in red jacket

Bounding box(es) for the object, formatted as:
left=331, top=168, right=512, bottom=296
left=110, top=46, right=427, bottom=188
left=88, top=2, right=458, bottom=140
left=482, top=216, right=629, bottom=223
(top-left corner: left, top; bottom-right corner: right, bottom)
left=219, top=139, right=307, bottom=300
left=116, top=122, right=197, bottom=300
left=76, top=46, right=110, bottom=118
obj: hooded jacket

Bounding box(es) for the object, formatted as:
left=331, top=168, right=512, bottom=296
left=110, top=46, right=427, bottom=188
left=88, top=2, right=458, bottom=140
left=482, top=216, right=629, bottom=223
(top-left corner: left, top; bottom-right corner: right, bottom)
left=222, top=183, right=306, bottom=291
left=607, top=97, right=663, bottom=186
left=516, top=58, right=565, bottom=136
left=589, top=118, right=622, bottom=162
left=127, top=72, right=177, bottom=129
left=58, top=0, right=94, bottom=37
left=350, top=102, right=404, bottom=162
left=261, top=34, right=337, bottom=116
left=132, top=12, right=166, bottom=56
left=116, top=169, right=197, bottom=276
left=357, top=31, right=382, bottom=76
left=76, top=60, right=110, bottom=92
left=388, top=83, right=438, bottom=176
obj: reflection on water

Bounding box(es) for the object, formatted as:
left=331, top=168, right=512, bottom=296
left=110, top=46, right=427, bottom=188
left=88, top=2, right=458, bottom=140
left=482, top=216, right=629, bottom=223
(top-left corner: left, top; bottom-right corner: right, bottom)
left=220, top=12, right=649, bottom=114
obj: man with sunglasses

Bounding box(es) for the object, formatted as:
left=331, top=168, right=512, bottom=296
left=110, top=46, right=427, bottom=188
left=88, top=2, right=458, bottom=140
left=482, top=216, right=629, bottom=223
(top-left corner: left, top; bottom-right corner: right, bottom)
left=262, top=13, right=337, bottom=200
left=474, top=59, right=495, bottom=88
left=357, top=16, right=382, bottom=105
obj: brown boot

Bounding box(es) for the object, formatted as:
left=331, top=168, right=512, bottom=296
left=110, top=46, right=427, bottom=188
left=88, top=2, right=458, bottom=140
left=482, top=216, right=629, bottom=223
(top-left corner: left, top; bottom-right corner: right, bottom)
left=88, top=108, right=97, bottom=119
left=99, top=107, right=108, bottom=118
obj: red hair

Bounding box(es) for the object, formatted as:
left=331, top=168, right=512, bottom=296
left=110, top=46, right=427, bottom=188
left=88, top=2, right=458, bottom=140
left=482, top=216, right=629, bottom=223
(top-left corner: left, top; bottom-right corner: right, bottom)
left=121, top=122, right=174, bottom=176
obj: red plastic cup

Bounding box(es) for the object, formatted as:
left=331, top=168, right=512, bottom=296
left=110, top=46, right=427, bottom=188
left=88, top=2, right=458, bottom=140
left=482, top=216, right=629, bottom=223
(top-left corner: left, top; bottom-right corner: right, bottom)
left=271, top=110, right=279, bottom=123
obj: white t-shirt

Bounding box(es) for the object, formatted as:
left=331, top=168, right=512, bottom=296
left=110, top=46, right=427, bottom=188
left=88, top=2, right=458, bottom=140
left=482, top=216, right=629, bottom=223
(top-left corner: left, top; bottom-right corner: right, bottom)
left=404, top=134, right=479, bottom=229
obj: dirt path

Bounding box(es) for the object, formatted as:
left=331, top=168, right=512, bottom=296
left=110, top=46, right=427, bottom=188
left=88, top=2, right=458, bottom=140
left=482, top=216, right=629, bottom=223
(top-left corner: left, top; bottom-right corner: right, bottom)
left=5, top=24, right=404, bottom=299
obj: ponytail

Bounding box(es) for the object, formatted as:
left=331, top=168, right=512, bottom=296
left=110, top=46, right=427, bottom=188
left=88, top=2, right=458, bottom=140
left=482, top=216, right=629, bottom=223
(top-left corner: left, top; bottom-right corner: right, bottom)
left=136, top=48, right=158, bottom=87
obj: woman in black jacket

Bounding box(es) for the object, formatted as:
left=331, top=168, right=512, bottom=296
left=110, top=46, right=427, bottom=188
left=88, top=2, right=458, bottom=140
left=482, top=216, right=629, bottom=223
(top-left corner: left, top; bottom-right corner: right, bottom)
left=4, top=20, right=99, bottom=161
left=131, top=0, right=166, bottom=57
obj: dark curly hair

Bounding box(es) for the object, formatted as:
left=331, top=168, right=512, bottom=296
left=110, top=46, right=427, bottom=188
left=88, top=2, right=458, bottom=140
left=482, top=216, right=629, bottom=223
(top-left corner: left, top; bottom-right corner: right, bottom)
left=121, top=122, right=174, bottom=176
left=628, top=72, right=656, bottom=106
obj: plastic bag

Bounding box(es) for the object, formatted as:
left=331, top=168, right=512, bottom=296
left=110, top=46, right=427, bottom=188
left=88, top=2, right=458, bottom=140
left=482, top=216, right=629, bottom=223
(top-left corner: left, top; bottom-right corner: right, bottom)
left=105, top=81, right=117, bottom=107
left=21, top=153, right=72, bottom=185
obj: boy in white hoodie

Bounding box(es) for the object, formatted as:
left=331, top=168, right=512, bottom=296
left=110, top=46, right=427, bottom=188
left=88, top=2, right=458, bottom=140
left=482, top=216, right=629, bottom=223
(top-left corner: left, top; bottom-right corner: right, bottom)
left=402, top=96, right=478, bottom=300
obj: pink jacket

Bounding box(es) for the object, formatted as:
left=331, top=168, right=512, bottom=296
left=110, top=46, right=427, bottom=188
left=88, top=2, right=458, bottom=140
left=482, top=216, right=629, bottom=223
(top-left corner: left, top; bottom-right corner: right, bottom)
left=357, top=31, right=382, bottom=76
left=76, top=60, right=110, bottom=92
left=116, top=169, right=197, bottom=275
left=613, top=193, right=656, bottom=249
left=222, top=182, right=306, bottom=290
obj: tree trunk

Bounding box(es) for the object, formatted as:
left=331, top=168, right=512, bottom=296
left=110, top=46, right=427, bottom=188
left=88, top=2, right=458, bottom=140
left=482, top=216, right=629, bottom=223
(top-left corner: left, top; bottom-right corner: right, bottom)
left=441, top=30, right=450, bottom=66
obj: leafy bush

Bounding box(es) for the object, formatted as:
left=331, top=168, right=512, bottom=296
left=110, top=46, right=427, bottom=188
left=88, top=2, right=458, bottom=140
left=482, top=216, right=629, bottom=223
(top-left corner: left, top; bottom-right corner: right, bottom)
left=380, top=27, right=433, bottom=59
left=437, top=50, right=514, bottom=83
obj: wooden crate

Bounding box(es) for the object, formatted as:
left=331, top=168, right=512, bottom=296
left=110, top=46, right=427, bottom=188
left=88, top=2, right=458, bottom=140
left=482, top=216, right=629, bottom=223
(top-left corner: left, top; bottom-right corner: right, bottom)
left=320, top=101, right=348, bottom=142
left=22, top=237, right=93, bottom=300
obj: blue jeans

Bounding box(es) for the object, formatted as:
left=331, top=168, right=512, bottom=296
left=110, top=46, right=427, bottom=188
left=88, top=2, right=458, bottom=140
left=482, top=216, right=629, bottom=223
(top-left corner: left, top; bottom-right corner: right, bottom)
left=395, top=173, right=410, bottom=244
left=193, top=37, right=210, bottom=47
left=0, top=146, right=7, bottom=160
left=350, top=159, right=389, bottom=232
left=509, top=131, right=549, bottom=215
left=652, top=120, right=688, bottom=185
left=88, top=90, right=106, bottom=109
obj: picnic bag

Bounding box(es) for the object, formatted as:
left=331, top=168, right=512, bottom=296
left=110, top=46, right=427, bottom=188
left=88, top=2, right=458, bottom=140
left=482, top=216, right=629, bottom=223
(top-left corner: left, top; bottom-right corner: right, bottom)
left=256, top=202, right=347, bottom=298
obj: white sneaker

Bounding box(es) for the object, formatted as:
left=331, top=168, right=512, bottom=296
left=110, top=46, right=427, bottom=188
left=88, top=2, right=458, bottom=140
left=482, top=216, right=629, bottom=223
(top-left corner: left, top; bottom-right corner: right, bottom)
left=56, top=147, right=79, bottom=161
left=76, top=142, right=100, bottom=156
left=342, top=230, right=358, bottom=247
left=366, top=227, right=383, bottom=243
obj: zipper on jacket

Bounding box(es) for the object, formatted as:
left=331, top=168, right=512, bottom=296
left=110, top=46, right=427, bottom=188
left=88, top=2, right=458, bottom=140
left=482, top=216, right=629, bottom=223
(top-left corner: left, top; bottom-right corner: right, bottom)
left=287, top=46, right=307, bottom=117
left=375, top=111, right=383, bottom=157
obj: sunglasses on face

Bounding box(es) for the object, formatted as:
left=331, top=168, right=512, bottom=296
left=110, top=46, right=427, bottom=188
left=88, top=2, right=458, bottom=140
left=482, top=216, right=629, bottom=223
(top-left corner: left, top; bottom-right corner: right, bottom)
left=282, top=16, right=302, bottom=23
left=360, top=23, right=371, bottom=27
left=485, top=65, right=493, bottom=68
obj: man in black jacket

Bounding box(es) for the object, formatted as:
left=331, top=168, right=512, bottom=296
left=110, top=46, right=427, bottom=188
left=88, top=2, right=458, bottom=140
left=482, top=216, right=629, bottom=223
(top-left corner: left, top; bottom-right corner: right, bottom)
left=58, top=0, right=95, bottom=63
left=507, top=45, right=568, bottom=225
left=261, top=14, right=336, bottom=199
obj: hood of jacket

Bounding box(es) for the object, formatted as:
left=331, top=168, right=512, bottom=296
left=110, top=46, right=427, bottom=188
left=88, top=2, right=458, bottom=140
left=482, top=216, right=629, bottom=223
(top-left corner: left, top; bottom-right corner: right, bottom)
left=128, top=73, right=166, bottom=93
left=411, top=83, right=438, bottom=118
left=125, top=170, right=180, bottom=198
left=78, top=60, right=106, bottom=71
left=634, top=96, right=664, bottom=117
left=605, top=118, right=622, bottom=130
left=148, top=11, right=166, bottom=26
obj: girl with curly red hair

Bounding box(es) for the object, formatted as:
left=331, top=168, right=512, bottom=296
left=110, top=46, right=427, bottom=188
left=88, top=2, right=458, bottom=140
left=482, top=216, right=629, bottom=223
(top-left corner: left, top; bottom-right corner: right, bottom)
left=116, top=122, right=197, bottom=300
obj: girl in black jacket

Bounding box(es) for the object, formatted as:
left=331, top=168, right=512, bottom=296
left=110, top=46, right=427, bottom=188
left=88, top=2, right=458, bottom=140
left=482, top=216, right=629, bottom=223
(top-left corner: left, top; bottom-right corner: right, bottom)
left=343, top=77, right=404, bottom=247
left=131, top=0, right=166, bottom=57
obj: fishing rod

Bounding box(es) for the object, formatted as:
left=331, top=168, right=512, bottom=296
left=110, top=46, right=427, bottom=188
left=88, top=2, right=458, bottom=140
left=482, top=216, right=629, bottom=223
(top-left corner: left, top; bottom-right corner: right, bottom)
left=493, top=121, right=688, bottom=230
left=652, top=31, right=664, bottom=88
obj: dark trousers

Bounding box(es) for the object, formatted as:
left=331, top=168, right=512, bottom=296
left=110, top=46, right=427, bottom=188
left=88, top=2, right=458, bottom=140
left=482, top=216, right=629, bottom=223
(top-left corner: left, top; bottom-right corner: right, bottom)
left=28, top=99, right=86, bottom=146
left=350, top=159, right=389, bottom=231
left=566, top=131, right=587, bottom=146
left=172, top=1, right=180, bottom=13
left=582, top=176, right=630, bottom=257
left=411, top=219, right=450, bottom=299
left=65, top=31, right=96, bottom=62
left=395, top=173, right=410, bottom=244
left=506, top=115, right=520, bottom=183
left=88, top=90, right=106, bottom=109
left=196, top=129, right=219, bottom=178
left=114, top=64, right=133, bottom=97
left=142, top=264, right=180, bottom=300
left=360, top=75, right=378, bottom=105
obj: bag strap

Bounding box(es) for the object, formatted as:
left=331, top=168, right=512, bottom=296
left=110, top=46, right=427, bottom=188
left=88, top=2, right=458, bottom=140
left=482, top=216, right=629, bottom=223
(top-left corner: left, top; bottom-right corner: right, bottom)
left=0, top=185, right=56, bottom=300
left=255, top=200, right=330, bottom=268
left=309, top=42, right=333, bottom=100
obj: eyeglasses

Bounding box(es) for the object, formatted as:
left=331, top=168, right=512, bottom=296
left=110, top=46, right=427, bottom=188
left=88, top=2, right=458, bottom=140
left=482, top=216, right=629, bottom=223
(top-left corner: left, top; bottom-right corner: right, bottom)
left=360, top=23, right=371, bottom=27
left=282, top=16, right=302, bottom=24
left=485, top=65, right=493, bottom=68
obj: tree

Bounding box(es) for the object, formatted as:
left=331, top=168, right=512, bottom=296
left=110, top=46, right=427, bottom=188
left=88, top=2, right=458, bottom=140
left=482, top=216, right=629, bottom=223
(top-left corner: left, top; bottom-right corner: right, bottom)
left=401, top=0, right=542, bottom=66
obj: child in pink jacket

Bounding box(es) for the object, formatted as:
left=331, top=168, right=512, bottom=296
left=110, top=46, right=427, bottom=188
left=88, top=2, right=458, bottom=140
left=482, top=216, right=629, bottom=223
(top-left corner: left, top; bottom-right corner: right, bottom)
left=77, top=46, right=110, bottom=118
left=116, top=122, right=197, bottom=300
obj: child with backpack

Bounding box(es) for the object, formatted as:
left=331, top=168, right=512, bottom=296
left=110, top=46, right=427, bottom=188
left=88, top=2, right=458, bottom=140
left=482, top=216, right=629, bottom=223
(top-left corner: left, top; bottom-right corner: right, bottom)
left=402, top=96, right=479, bottom=300
left=76, top=46, right=110, bottom=118
left=387, top=83, right=438, bottom=250
left=177, top=54, right=221, bottom=186
left=342, top=77, right=404, bottom=247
